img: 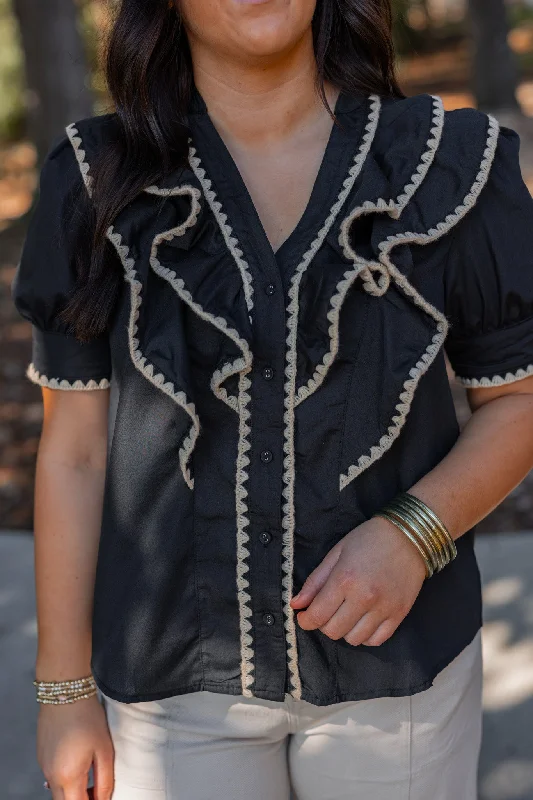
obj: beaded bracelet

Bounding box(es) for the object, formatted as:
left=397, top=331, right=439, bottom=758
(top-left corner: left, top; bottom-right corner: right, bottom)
left=33, top=675, right=98, bottom=705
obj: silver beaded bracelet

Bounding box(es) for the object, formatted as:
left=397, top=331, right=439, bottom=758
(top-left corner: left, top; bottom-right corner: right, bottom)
left=33, top=675, right=97, bottom=705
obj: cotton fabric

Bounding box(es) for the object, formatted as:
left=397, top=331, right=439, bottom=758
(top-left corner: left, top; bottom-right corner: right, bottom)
left=11, top=89, right=533, bottom=705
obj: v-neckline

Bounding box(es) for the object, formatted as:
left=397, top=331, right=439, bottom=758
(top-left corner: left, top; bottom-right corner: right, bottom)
left=188, top=88, right=369, bottom=284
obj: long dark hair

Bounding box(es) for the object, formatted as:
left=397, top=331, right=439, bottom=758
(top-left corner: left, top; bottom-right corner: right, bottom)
left=61, top=0, right=403, bottom=341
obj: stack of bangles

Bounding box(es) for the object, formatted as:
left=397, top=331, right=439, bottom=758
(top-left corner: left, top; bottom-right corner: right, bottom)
left=33, top=674, right=98, bottom=705
left=373, top=491, right=457, bottom=578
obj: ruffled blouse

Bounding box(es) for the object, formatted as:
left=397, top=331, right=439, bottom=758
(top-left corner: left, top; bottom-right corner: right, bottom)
left=11, top=89, right=533, bottom=705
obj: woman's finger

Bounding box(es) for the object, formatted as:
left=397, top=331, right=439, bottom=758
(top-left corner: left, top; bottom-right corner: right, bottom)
left=93, top=745, right=115, bottom=800
left=343, top=612, right=387, bottom=647
left=361, top=619, right=398, bottom=647
left=290, top=543, right=342, bottom=609
left=56, top=775, right=89, bottom=800
left=296, top=572, right=347, bottom=631
left=319, top=599, right=366, bottom=641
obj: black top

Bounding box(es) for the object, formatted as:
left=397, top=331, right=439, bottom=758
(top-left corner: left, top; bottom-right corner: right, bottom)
left=11, top=89, right=533, bottom=705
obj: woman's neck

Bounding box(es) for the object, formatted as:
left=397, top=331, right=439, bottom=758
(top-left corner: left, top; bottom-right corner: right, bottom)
left=189, top=31, right=338, bottom=149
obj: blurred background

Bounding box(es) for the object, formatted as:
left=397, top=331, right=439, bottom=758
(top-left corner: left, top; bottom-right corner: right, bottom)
left=1, top=1, right=533, bottom=798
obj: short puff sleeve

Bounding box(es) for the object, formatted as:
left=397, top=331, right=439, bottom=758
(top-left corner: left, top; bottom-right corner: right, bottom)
left=444, top=125, right=533, bottom=387
left=11, top=135, right=112, bottom=390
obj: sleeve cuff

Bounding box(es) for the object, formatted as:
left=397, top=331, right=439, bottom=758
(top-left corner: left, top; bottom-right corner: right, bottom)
left=28, top=327, right=112, bottom=390
left=446, top=315, right=533, bottom=387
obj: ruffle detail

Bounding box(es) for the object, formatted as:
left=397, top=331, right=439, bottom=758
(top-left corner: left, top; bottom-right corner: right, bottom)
left=296, top=96, right=445, bottom=407
left=107, top=226, right=200, bottom=491
left=66, top=122, right=207, bottom=491
left=148, top=179, right=255, bottom=697
left=26, top=363, right=110, bottom=391
left=338, top=112, right=501, bottom=491
left=189, top=143, right=254, bottom=317
left=455, top=364, right=533, bottom=387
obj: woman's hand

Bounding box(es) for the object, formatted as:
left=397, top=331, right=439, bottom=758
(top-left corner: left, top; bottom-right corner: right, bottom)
left=290, top=516, right=427, bottom=647
left=38, top=695, right=114, bottom=800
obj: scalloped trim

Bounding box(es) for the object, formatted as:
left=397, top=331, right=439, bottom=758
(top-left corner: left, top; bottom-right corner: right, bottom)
left=26, top=363, right=110, bottom=391
left=107, top=226, right=200, bottom=491
left=67, top=123, right=202, bottom=492
left=150, top=207, right=255, bottom=699
left=188, top=144, right=254, bottom=317
left=282, top=95, right=381, bottom=699
left=68, top=120, right=256, bottom=695
left=295, top=96, right=445, bottom=408
left=339, top=113, right=501, bottom=491
left=455, top=364, right=533, bottom=387
left=66, top=123, right=93, bottom=196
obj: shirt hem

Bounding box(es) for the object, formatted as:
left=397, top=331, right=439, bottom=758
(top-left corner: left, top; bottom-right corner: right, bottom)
left=92, top=624, right=482, bottom=706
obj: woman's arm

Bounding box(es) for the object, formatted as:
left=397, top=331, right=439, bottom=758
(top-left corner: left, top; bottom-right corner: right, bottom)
left=291, top=375, right=533, bottom=647
left=35, top=388, right=114, bottom=800
left=35, top=388, right=109, bottom=679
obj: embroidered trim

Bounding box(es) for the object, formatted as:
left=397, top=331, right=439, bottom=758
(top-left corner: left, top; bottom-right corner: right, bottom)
left=235, top=370, right=254, bottom=696
left=339, top=113, right=501, bottom=491
left=294, top=96, right=445, bottom=407
left=26, top=363, right=110, bottom=391
left=150, top=222, right=255, bottom=695
left=145, top=185, right=197, bottom=197
left=338, top=95, right=445, bottom=294
left=107, top=226, right=200, bottom=490
left=66, top=123, right=203, bottom=491
left=189, top=143, right=254, bottom=316
left=150, top=220, right=252, bottom=414
left=281, top=95, right=381, bottom=699
left=186, top=138, right=257, bottom=694
left=455, top=364, right=533, bottom=387
left=66, top=123, right=93, bottom=195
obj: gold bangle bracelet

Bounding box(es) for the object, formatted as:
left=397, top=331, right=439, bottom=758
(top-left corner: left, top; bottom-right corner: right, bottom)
left=389, top=497, right=448, bottom=571
left=380, top=507, right=440, bottom=573
left=400, top=493, right=457, bottom=561
left=399, top=493, right=455, bottom=560
left=374, top=510, right=434, bottom=578
left=385, top=502, right=444, bottom=573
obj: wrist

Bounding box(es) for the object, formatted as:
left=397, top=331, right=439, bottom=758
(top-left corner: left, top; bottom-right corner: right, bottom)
left=373, top=491, right=457, bottom=578
left=36, top=653, right=92, bottom=683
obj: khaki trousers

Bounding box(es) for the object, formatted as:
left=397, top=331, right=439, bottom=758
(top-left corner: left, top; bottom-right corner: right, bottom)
left=102, top=630, right=482, bottom=800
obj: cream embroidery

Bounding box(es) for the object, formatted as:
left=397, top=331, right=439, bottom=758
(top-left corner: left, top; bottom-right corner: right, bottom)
left=339, top=113, right=501, bottom=491
left=282, top=95, right=381, bottom=699
left=66, top=122, right=202, bottom=491
left=185, top=138, right=258, bottom=694
left=149, top=181, right=256, bottom=698
left=295, top=96, right=445, bottom=408
left=189, top=144, right=254, bottom=317
left=107, top=226, right=200, bottom=491
left=455, top=365, right=533, bottom=387
left=26, top=363, right=110, bottom=391
left=66, top=123, right=93, bottom=195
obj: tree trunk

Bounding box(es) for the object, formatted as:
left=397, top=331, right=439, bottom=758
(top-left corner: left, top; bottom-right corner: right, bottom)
left=11, top=0, right=94, bottom=163
left=467, top=0, right=519, bottom=112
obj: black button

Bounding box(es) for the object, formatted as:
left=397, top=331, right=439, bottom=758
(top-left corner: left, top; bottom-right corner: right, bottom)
left=265, top=283, right=276, bottom=296
left=263, top=613, right=275, bottom=626
left=259, top=531, right=272, bottom=546
left=262, top=366, right=274, bottom=381
left=260, top=450, right=273, bottom=464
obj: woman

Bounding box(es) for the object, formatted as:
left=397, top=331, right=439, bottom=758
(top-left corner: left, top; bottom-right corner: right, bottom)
left=11, top=0, right=533, bottom=798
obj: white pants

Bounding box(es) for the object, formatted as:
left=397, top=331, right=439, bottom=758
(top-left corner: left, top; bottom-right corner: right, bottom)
left=101, top=630, right=482, bottom=800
